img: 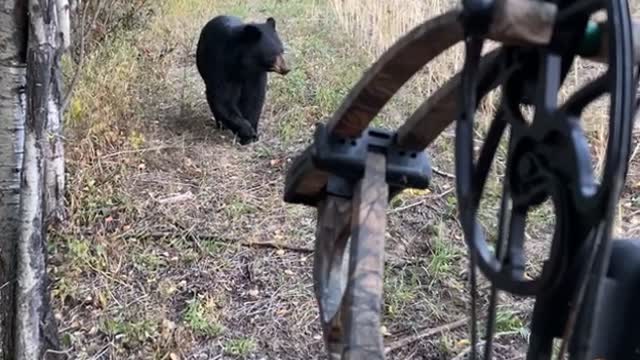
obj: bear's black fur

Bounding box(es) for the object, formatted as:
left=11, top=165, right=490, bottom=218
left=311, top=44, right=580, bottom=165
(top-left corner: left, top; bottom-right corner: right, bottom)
left=196, top=15, right=289, bottom=145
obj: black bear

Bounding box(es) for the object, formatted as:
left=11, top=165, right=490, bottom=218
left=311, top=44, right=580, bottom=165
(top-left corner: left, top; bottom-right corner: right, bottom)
left=196, top=15, right=290, bottom=145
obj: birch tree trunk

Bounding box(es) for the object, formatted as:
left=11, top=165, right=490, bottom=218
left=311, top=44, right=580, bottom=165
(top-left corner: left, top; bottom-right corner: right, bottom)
left=45, top=0, right=70, bottom=224
left=0, top=1, right=28, bottom=357
left=0, top=0, right=69, bottom=358
left=14, top=0, right=68, bottom=358
left=44, top=58, right=65, bottom=225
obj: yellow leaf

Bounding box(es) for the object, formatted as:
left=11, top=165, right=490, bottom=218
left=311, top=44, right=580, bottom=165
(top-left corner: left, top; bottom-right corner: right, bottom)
left=98, top=292, right=108, bottom=309
left=456, top=339, right=470, bottom=349
left=405, top=188, right=431, bottom=197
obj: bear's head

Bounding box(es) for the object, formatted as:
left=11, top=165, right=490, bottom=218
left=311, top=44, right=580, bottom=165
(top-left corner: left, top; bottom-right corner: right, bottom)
left=235, top=17, right=290, bottom=76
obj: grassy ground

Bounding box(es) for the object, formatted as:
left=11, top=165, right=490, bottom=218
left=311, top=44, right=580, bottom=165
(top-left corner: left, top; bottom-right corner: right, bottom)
left=53, top=0, right=640, bottom=359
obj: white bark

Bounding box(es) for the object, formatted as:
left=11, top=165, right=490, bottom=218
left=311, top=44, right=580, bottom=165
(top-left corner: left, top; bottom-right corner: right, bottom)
left=45, top=91, right=65, bottom=223
left=14, top=0, right=67, bottom=358
left=56, top=0, right=71, bottom=50
left=15, top=128, right=45, bottom=360
left=46, top=0, right=68, bottom=223
left=0, top=0, right=28, bottom=356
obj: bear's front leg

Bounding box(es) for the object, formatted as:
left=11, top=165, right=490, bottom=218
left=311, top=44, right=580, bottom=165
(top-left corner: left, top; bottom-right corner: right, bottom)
left=239, top=74, right=267, bottom=133
left=208, top=95, right=257, bottom=144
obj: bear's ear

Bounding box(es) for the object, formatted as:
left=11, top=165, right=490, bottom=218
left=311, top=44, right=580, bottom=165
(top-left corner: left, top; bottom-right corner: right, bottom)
left=239, top=25, right=262, bottom=43
left=266, top=17, right=276, bottom=29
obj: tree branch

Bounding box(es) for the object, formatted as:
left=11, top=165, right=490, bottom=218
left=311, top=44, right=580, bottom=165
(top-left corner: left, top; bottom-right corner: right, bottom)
left=240, top=241, right=313, bottom=254
left=383, top=317, right=468, bottom=355
left=61, top=0, right=104, bottom=112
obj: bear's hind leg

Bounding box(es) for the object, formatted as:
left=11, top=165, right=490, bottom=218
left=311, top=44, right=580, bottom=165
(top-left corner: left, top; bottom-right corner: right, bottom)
left=205, top=89, right=224, bottom=129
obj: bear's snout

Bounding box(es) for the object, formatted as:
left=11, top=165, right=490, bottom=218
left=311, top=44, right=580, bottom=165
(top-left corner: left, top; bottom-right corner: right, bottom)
left=271, top=55, right=290, bottom=75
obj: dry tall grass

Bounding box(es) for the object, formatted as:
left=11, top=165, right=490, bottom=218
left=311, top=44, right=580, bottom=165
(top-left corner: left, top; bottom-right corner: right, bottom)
left=330, top=0, right=457, bottom=58
left=329, top=0, right=463, bottom=95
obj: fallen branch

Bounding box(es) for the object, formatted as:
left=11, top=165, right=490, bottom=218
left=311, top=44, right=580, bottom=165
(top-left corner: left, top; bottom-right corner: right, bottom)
left=143, top=231, right=226, bottom=242
left=432, top=166, right=455, bottom=179
left=240, top=241, right=313, bottom=254
left=140, top=231, right=314, bottom=254
left=387, top=187, right=454, bottom=214
left=388, top=199, right=429, bottom=214
left=385, top=307, right=526, bottom=355
left=101, top=145, right=187, bottom=158
left=384, top=317, right=468, bottom=355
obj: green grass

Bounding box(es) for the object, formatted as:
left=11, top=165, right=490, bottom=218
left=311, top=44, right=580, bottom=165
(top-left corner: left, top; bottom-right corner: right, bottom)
left=384, top=267, right=420, bottom=318
left=224, top=337, right=257, bottom=356
left=135, top=252, right=168, bottom=272
left=427, top=236, right=459, bottom=276
left=425, top=226, right=463, bottom=288
left=100, top=317, right=159, bottom=346
left=495, top=309, right=525, bottom=333
left=223, top=196, right=257, bottom=218
left=183, top=297, right=224, bottom=337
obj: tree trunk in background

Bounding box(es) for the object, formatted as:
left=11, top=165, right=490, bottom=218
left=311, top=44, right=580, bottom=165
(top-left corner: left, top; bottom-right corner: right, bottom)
left=44, top=58, right=65, bottom=224
left=0, top=0, right=28, bottom=357
left=44, top=0, right=70, bottom=224
left=14, top=0, right=68, bottom=358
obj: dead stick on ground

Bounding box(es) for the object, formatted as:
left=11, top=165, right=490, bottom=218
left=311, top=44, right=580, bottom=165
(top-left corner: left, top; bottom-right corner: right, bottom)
left=101, top=145, right=189, bottom=158
left=387, top=188, right=454, bottom=214
left=385, top=306, right=524, bottom=355
left=240, top=241, right=313, bottom=254
left=432, top=166, right=455, bottom=179
left=146, top=231, right=313, bottom=254
left=384, top=317, right=468, bottom=355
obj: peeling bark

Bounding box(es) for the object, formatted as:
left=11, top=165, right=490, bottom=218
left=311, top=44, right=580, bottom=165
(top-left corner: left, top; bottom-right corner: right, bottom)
left=14, top=0, right=66, bottom=359
left=45, top=0, right=69, bottom=224
left=0, top=0, right=68, bottom=358
left=44, top=63, right=65, bottom=225
left=15, top=33, right=58, bottom=360
left=0, top=0, right=28, bottom=357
